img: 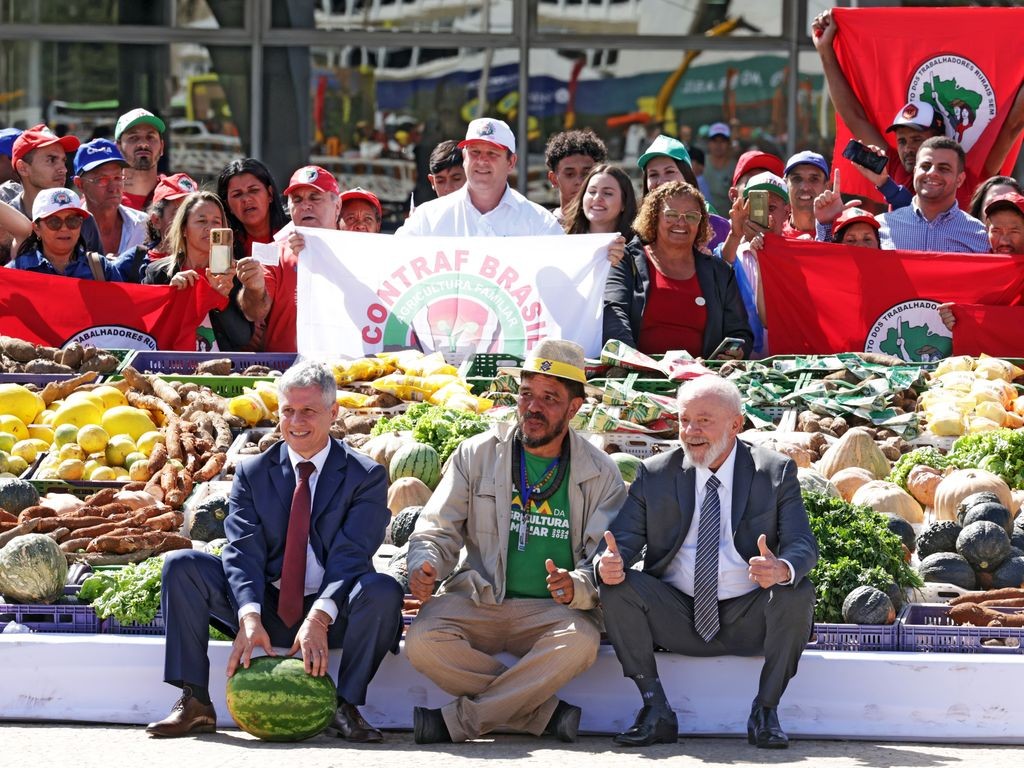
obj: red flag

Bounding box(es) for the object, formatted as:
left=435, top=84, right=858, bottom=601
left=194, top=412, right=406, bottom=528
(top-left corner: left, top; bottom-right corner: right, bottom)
left=952, top=303, right=1024, bottom=357
left=759, top=235, right=1024, bottom=360
left=830, top=7, right=1024, bottom=206
left=0, top=269, right=227, bottom=350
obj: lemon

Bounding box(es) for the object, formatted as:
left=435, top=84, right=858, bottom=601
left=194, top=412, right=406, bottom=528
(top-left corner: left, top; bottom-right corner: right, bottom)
left=92, top=385, right=128, bottom=409
left=101, top=406, right=157, bottom=442
left=128, top=461, right=152, bottom=482
left=52, top=400, right=104, bottom=430
left=110, top=467, right=130, bottom=480
left=5, top=455, right=28, bottom=476
left=35, top=467, right=59, bottom=480
left=105, top=435, right=137, bottom=467
left=89, top=466, right=118, bottom=482
left=54, top=423, right=80, bottom=447
left=136, top=430, right=164, bottom=457
left=123, top=451, right=148, bottom=469
left=77, top=424, right=110, bottom=454
left=11, top=438, right=47, bottom=464
left=83, top=459, right=103, bottom=478
left=0, top=432, right=16, bottom=453
left=40, top=410, right=57, bottom=426
left=58, top=442, right=87, bottom=462
left=27, top=423, right=55, bottom=444
left=57, top=458, right=85, bottom=481
left=0, top=383, right=45, bottom=426
left=0, top=415, right=29, bottom=442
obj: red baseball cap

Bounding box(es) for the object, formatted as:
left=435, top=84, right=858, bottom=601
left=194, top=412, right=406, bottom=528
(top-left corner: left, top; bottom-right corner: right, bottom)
left=341, top=186, right=382, bottom=216
left=283, top=165, right=340, bottom=197
left=11, top=123, right=80, bottom=167
left=732, top=150, right=784, bottom=185
left=834, top=207, right=880, bottom=235
left=984, top=192, right=1024, bottom=219
left=152, top=173, right=199, bottom=203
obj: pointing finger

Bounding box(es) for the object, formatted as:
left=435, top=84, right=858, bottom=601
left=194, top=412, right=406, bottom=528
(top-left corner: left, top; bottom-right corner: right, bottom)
left=833, top=168, right=841, bottom=194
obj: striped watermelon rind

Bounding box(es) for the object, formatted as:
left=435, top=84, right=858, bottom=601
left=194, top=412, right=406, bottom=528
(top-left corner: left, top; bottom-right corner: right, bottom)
left=389, top=442, right=441, bottom=490
left=225, top=656, right=337, bottom=741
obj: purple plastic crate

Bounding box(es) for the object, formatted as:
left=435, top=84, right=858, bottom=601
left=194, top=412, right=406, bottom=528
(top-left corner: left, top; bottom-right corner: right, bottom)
left=806, top=621, right=899, bottom=652
left=123, top=351, right=296, bottom=375
left=899, top=603, right=1024, bottom=654
left=102, top=610, right=164, bottom=636
left=0, top=602, right=101, bottom=634
left=0, top=373, right=76, bottom=386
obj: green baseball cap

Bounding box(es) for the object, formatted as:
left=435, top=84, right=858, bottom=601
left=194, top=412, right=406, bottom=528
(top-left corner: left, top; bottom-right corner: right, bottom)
left=115, top=108, right=166, bottom=140
left=637, top=134, right=692, bottom=171
left=743, top=171, right=790, bottom=204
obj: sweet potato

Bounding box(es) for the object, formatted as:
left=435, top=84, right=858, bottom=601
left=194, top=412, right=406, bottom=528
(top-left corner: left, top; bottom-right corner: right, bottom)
left=149, top=376, right=182, bottom=409
left=25, top=359, right=74, bottom=374
left=145, top=510, right=184, bottom=532
left=71, top=521, right=121, bottom=539
left=0, top=509, right=16, bottom=524
left=192, top=452, right=227, bottom=482
left=950, top=588, right=1024, bottom=606
left=147, top=442, right=169, bottom=474
left=82, top=487, right=118, bottom=507
left=949, top=602, right=1024, bottom=627
left=18, top=506, right=56, bottom=522
left=60, top=538, right=94, bottom=553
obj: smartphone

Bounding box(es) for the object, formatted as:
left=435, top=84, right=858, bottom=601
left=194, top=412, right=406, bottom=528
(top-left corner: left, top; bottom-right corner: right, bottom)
left=842, top=139, right=888, bottom=175
left=710, top=336, right=746, bottom=359
left=209, top=228, right=234, bottom=274
left=747, top=189, right=770, bottom=228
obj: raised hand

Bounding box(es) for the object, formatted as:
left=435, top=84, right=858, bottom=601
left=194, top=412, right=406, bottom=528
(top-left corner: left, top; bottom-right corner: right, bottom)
left=597, top=530, right=625, bottom=585
left=410, top=560, right=437, bottom=603
left=747, top=534, right=788, bottom=589
left=814, top=169, right=863, bottom=225
left=545, top=558, right=574, bottom=604
left=849, top=143, right=890, bottom=187
left=811, top=9, right=836, bottom=50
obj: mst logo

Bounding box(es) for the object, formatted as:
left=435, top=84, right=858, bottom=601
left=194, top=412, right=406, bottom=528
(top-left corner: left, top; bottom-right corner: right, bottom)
left=864, top=300, right=951, bottom=362
left=908, top=55, right=995, bottom=150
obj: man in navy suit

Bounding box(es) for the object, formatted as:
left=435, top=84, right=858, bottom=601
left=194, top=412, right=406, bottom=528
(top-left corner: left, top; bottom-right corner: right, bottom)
left=596, top=375, right=817, bottom=749
left=147, top=361, right=402, bottom=741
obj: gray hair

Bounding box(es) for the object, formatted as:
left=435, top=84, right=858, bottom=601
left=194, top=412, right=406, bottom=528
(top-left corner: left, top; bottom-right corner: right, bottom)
left=677, top=375, right=743, bottom=416
left=277, top=360, right=337, bottom=407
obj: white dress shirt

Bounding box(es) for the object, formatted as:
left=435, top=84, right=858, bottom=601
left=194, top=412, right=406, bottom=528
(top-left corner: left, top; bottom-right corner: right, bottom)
left=394, top=183, right=564, bottom=237
left=237, top=440, right=339, bottom=624
left=663, top=441, right=793, bottom=600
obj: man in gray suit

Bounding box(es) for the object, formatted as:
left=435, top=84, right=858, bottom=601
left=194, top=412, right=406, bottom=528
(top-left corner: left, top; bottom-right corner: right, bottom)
left=596, top=375, right=817, bottom=749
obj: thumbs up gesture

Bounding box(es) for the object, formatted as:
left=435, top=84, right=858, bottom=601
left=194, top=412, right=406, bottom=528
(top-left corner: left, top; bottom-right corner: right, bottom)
left=410, top=560, right=438, bottom=603
left=597, top=531, right=625, bottom=585
left=747, top=533, right=788, bottom=589
left=545, top=558, right=574, bottom=604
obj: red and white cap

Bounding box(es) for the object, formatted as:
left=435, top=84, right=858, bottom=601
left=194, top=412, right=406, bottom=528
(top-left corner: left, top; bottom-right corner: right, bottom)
left=152, top=173, right=199, bottom=203
left=11, top=124, right=80, bottom=167
left=283, top=165, right=340, bottom=197
left=886, top=100, right=946, bottom=135
left=31, top=187, right=91, bottom=221
left=834, top=207, right=880, bottom=235
left=458, top=118, right=516, bottom=154
left=341, top=187, right=382, bottom=216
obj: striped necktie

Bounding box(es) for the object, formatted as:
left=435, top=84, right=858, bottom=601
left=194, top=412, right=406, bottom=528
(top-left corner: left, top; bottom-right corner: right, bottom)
left=693, top=473, right=722, bottom=643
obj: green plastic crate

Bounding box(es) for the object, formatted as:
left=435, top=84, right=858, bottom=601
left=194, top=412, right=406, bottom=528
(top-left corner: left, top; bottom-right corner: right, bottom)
left=590, top=378, right=680, bottom=395
left=28, top=478, right=126, bottom=499
left=459, top=353, right=526, bottom=378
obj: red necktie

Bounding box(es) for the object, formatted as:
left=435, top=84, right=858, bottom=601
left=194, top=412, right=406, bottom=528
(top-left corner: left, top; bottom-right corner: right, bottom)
left=279, top=461, right=315, bottom=628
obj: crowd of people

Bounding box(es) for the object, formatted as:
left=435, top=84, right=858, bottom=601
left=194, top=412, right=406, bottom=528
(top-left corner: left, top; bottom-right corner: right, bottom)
left=2, top=4, right=1024, bottom=363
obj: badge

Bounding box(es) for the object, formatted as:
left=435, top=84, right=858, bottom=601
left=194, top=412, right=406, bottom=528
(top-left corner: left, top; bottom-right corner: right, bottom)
left=695, top=296, right=706, bottom=307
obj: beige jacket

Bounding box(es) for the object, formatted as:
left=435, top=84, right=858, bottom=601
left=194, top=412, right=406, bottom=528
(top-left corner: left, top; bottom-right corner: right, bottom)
left=407, top=426, right=626, bottom=610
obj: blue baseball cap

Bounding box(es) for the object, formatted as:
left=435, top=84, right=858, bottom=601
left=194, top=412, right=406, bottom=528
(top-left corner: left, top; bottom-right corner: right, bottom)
left=784, top=150, right=829, bottom=177
left=0, top=127, right=22, bottom=159
left=74, top=138, right=128, bottom=176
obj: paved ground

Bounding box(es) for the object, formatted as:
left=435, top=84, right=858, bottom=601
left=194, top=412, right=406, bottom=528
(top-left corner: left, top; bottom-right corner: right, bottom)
left=8, top=724, right=1024, bottom=768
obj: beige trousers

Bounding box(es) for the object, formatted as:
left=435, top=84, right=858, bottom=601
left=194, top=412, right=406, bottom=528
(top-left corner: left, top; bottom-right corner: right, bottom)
left=405, top=593, right=601, bottom=742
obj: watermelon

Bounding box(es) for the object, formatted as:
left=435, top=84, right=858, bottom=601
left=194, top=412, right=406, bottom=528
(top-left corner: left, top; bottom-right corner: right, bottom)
left=389, top=442, right=441, bottom=490
left=610, top=453, right=642, bottom=484
left=226, top=657, right=337, bottom=741
left=0, top=532, right=68, bottom=604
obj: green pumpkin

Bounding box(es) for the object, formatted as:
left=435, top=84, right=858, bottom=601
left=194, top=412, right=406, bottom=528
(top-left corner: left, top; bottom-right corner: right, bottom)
left=0, top=533, right=68, bottom=604
left=0, top=478, right=40, bottom=515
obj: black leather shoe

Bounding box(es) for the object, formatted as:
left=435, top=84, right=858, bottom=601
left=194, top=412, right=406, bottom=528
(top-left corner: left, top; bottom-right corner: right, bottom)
left=413, top=706, right=452, bottom=744
left=328, top=700, right=383, bottom=743
left=747, top=703, right=789, bottom=749
left=544, top=699, right=582, bottom=743
left=612, top=704, right=678, bottom=746
left=146, top=687, right=216, bottom=738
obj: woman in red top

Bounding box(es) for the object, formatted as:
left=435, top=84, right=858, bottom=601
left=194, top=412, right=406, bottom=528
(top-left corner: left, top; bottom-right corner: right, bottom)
left=603, top=181, right=752, bottom=358
left=216, top=158, right=289, bottom=261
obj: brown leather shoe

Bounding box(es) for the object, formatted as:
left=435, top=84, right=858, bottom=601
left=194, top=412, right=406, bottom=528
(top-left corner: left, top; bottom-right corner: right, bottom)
left=146, top=688, right=216, bottom=738
left=328, top=700, right=383, bottom=743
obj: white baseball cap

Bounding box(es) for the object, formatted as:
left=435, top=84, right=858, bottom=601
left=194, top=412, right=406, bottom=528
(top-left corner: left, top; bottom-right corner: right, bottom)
left=32, top=187, right=91, bottom=221
left=458, top=118, right=516, bottom=154
left=708, top=122, right=731, bottom=139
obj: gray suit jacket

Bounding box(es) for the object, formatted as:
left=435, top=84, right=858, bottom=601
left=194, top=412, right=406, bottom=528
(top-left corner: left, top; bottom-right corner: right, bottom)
left=598, top=439, right=818, bottom=587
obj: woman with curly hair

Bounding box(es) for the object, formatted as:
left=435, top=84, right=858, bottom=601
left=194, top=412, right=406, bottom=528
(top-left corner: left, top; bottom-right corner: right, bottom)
left=603, top=181, right=751, bottom=358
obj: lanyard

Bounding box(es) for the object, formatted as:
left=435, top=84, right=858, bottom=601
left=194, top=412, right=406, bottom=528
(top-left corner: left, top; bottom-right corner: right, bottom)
left=517, top=445, right=559, bottom=552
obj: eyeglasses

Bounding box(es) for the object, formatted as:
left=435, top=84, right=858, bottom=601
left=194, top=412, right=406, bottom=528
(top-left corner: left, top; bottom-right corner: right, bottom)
left=42, top=215, right=85, bottom=231
left=82, top=175, right=125, bottom=188
left=662, top=209, right=702, bottom=226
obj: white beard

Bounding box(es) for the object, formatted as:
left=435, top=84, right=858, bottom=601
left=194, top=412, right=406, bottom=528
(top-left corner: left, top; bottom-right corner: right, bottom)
left=681, top=432, right=735, bottom=469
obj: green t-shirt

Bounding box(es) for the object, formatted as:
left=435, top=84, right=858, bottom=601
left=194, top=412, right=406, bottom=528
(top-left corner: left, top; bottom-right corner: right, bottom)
left=505, top=451, right=574, bottom=599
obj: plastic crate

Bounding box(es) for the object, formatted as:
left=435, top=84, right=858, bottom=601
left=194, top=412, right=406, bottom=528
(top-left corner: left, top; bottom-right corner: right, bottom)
left=0, top=602, right=101, bottom=634
left=0, top=373, right=77, bottom=387
left=898, top=603, right=1024, bottom=654
left=102, top=610, right=164, bottom=636
left=107, top=373, right=277, bottom=398
left=459, top=353, right=525, bottom=378
left=121, top=351, right=297, bottom=375
left=806, top=622, right=900, bottom=652
left=601, top=433, right=677, bottom=459
left=28, top=478, right=126, bottom=499
left=590, top=378, right=679, bottom=395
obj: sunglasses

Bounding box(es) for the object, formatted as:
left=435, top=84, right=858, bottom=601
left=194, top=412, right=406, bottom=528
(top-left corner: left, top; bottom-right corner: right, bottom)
left=662, top=209, right=702, bottom=226
left=41, top=214, right=85, bottom=231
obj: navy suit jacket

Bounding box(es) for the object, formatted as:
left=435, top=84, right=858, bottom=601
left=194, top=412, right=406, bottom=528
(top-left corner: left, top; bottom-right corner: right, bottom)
left=222, top=437, right=390, bottom=613
left=601, top=439, right=818, bottom=586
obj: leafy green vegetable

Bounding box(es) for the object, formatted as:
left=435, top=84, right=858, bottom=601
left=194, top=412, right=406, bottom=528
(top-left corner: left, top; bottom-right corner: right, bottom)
left=888, top=447, right=950, bottom=490
left=373, top=402, right=489, bottom=463
left=803, top=491, right=921, bottom=623
left=947, top=428, right=1024, bottom=489
left=82, top=556, right=165, bottom=626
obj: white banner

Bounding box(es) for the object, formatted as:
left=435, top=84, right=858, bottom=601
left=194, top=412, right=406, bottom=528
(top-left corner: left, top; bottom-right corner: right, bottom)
left=296, top=230, right=615, bottom=361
